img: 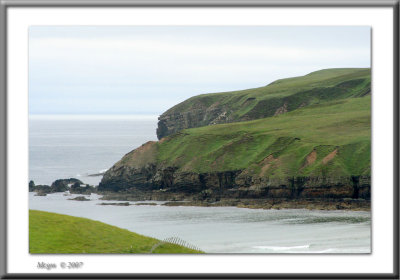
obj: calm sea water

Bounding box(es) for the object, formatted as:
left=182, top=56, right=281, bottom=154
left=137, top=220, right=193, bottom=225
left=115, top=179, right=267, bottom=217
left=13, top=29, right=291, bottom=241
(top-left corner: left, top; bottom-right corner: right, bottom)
left=29, top=115, right=158, bottom=186
left=29, top=115, right=371, bottom=254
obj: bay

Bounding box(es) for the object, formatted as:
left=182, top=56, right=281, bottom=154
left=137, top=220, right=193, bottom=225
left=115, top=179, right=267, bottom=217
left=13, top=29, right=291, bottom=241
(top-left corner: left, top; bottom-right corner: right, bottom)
left=29, top=115, right=371, bottom=254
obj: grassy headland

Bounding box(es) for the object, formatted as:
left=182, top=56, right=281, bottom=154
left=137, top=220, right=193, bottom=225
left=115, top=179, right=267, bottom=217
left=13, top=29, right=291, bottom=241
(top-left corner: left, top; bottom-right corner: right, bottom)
left=99, top=68, right=371, bottom=209
left=29, top=210, right=202, bottom=254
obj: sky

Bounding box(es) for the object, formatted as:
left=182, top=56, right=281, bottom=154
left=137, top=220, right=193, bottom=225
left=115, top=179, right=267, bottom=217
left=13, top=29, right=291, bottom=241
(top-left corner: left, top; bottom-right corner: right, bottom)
left=29, top=26, right=370, bottom=115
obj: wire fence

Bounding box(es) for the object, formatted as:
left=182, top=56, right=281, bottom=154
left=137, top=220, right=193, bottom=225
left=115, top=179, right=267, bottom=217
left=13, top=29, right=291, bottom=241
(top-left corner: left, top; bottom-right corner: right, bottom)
left=149, top=236, right=202, bottom=253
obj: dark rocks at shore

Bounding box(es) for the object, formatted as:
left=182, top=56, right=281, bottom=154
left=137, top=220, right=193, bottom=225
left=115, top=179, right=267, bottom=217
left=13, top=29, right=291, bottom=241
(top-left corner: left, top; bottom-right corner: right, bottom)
left=68, top=196, right=91, bottom=201
left=29, top=180, right=35, bottom=192
left=30, top=182, right=52, bottom=194
left=29, top=178, right=96, bottom=195
left=34, top=191, right=47, bottom=196
left=96, top=186, right=370, bottom=211
left=98, top=202, right=130, bottom=206
left=163, top=198, right=370, bottom=211
left=51, top=178, right=83, bottom=192
left=70, top=182, right=96, bottom=195
left=98, top=189, right=186, bottom=202
left=134, top=202, right=158, bottom=206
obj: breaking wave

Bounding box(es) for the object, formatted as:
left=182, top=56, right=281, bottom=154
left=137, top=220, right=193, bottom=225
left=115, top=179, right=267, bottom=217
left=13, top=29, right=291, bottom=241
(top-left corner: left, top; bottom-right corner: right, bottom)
left=253, top=244, right=310, bottom=251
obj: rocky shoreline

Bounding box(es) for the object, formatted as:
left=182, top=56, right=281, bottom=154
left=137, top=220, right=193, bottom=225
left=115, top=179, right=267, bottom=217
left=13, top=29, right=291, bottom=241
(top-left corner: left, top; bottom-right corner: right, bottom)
left=96, top=184, right=370, bottom=211
left=97, top=158, right=371, bottom=211
left=100, top=193, right=370, bottom=211
left=162, top=199, right=370, bottom=211
left=29, top=177, right=370, bottom=211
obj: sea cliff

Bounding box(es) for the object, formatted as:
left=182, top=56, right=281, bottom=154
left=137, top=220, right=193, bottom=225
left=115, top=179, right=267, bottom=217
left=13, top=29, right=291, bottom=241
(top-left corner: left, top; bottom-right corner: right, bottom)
left=99, top=68, right=371, bottom=210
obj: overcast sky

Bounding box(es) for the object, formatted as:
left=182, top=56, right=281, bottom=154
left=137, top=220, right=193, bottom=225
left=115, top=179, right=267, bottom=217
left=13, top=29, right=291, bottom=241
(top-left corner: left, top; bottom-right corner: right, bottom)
left=29, top=26, right=370, bottom=115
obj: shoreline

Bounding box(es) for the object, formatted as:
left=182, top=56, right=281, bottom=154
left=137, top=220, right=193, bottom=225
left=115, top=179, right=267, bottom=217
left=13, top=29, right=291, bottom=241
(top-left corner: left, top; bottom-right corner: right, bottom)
left=30, top=190, right=370, bottom=211
left=161, top=199, right=371, bottom=211
left=98, top=191, right=370, bottom=211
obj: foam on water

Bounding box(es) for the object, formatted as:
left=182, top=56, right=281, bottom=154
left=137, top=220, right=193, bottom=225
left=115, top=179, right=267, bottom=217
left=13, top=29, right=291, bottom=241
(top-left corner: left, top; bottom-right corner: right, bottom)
left=253, top=245, right=310, bottom=251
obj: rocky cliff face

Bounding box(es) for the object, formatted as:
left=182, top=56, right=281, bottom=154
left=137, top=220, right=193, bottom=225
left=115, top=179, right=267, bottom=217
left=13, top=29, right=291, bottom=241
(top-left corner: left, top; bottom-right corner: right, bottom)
left=157, top=105, right=231, bottom=140
left=99, top=141, right=370, bottom=202
left=99, top=159, right=371, bottom=201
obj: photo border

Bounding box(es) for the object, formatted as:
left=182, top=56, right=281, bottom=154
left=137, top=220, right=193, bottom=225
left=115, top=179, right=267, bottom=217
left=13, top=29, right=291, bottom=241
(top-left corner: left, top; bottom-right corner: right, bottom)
left=0, top=0, right=398, bottom=279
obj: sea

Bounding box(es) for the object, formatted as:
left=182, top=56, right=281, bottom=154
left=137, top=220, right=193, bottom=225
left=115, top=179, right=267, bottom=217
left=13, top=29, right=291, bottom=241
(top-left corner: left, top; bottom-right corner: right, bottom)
left=29, top=115, right=371, bottom=254
left=29, top=114, right=158, bottom=186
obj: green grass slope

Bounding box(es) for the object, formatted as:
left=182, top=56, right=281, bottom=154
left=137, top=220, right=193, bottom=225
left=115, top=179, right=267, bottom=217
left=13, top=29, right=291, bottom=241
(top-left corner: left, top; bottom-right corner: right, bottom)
left=155, top=95, right=370, bottom=178
left=159, top=68, right=370, bottom=132
left=166, top=68, right=370, bottom=115
left=29, top=210, right=202, bottom=254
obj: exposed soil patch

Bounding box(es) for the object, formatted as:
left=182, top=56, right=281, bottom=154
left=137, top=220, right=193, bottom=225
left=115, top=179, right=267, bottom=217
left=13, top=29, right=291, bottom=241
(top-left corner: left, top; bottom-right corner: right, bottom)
left=274, top=102, right=288, bottom=116
left=322, top=149, right=338, bottom=164
left=259, top=155, right=278, bottom=176
left=302, top=150, right=317, bottom=168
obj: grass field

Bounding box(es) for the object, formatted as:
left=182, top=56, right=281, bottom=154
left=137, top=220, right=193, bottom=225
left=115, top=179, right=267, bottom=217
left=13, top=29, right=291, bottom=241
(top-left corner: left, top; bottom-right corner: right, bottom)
left=29, top=210, right=202, bottom=254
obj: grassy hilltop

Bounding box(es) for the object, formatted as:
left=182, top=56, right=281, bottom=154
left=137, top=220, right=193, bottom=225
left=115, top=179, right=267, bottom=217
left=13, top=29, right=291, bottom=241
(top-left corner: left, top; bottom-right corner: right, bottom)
left=157, top=68, right=370, bottom=139
left=29, top=210, right=202, bottom=254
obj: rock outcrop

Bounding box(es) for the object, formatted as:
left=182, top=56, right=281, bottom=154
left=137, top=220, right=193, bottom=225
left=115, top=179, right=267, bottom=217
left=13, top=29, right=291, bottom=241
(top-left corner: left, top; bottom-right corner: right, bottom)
left=29, top=178, right=95, bottom=195
left=99, top=158, right=370, bottom=202
left=157, top=105, right=231, bottom=140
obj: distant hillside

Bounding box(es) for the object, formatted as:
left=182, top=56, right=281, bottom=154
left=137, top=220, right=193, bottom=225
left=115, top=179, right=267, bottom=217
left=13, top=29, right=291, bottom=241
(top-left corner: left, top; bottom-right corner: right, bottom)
left=157, top=68, right=370, bottom=139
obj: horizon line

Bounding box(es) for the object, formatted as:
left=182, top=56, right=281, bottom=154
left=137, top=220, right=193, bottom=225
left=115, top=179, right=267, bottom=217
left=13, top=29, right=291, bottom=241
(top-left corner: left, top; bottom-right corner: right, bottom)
left=29, top=114, right=160, bottom=120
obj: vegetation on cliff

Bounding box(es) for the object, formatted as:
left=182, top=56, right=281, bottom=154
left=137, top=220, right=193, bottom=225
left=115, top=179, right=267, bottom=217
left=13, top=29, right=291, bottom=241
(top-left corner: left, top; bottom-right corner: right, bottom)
left=156, top=96, right=370, bottom=177
left=106, top=95, right=370, bottom=177
left=29, top=210, right=202, bottom=253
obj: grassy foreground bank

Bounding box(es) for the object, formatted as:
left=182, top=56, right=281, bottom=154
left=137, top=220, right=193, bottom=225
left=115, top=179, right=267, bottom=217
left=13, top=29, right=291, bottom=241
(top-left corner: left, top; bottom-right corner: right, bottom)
left=29, top=210, right=202, bottom=254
